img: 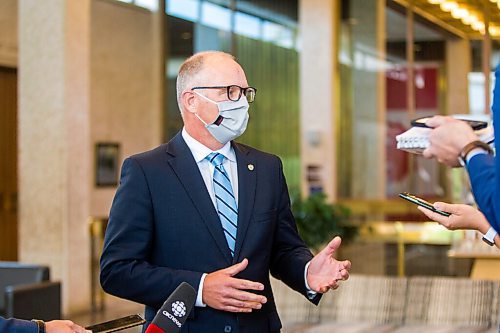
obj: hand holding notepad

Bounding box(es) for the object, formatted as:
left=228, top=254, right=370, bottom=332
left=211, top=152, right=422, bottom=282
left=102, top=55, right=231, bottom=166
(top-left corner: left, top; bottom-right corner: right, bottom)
left=396, top=116, right=494, bottom=154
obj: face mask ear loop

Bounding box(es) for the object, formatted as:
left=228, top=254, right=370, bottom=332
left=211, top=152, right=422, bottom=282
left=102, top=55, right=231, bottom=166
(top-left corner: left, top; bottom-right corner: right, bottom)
left=194, top=112, right=209, bottom=126
left=192, top=90, right=220, bottom=126
left=193, top=90, right=217, bottom=104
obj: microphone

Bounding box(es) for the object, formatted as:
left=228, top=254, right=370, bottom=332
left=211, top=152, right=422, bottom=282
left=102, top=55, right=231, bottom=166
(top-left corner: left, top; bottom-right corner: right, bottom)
left=145, top=282, right=197, bottom=333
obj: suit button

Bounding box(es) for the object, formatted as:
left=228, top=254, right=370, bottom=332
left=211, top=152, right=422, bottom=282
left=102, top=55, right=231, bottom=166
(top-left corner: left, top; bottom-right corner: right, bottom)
left=224, top=325, right=232, bottom=332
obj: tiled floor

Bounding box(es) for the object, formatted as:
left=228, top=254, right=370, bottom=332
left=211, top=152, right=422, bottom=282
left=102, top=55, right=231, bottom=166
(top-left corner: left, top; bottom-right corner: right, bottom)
left=69, top=295, right=144, bottom=332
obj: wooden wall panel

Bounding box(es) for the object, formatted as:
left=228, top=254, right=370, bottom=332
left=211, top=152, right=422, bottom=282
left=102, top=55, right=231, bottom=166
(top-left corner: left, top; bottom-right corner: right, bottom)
left=0, top=67, right=18, bottom=261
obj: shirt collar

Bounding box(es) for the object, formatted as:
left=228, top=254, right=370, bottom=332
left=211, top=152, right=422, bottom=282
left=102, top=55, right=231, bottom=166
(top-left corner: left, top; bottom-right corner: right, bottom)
left=182, top=127, right=235, bottom=163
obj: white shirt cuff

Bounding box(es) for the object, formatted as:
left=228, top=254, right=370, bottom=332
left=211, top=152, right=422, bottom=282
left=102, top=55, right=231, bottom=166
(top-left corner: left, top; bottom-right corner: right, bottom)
left=195, top=273, right=208, bottom=307
left=304, top=261, right=317, bottom=299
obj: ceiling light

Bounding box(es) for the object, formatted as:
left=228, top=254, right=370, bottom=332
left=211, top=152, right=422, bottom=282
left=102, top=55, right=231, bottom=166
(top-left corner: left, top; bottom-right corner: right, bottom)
left=440, top=1, right=458, bottom=12
left=428, top=0, right=444, bottom=4
left=464, top=14, right=480, bottom=26
left=490, top=26, right=500, bottom=37
left=451, top=7, right=468, bottom=19
left=472, top=21, right=485, bottom=31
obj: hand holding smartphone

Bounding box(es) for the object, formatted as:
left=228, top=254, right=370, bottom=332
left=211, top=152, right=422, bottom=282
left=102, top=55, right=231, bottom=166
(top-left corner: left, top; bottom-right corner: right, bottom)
left=411, top=116, right=487, bottom=130
left=85, top=314, right=146, bottom=333
left=398, top=192, right=451, bottom=217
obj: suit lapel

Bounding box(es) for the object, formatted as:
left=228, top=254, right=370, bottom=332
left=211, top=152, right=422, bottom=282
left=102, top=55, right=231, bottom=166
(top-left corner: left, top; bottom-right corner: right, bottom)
left=232, top=142, right=256, bottom=264
left=166, top=133, right=233, bottom=264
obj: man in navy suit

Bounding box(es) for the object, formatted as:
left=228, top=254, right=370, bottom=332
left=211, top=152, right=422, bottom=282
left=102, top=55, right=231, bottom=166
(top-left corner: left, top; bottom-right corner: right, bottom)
left=422, top=65, right=500, bottom=240
left=0, top=316, right=88, bottom=333
left=100, top=51, right=351, bottom=333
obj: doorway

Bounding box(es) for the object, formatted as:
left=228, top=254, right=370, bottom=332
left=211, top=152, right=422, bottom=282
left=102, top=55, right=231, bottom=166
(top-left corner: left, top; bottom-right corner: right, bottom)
left=0, top=66, right=18, bottom=260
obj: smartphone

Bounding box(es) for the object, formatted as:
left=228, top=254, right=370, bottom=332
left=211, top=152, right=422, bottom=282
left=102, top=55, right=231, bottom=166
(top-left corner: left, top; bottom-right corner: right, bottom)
left=85, top=314, right=146, bottom=333
left=411, top=116, right=487, bottom=130
left=398, top=192, right=451, bottom=217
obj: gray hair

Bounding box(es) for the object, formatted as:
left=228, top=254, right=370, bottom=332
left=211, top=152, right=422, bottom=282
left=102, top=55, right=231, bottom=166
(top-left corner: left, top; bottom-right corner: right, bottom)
left=176, top=51, right=235, bottom=112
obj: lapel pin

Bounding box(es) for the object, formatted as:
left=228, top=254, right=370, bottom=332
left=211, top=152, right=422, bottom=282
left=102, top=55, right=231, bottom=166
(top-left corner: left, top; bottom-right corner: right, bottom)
left=247, top=164, right=254, bottom=171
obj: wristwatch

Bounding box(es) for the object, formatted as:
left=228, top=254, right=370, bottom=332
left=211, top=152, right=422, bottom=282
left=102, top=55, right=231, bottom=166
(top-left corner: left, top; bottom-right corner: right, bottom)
left=459, top=140, right=493, bottom=167
left=31, top=320, right=46, bottom=333
left=482, top=227, right=498, bottom=246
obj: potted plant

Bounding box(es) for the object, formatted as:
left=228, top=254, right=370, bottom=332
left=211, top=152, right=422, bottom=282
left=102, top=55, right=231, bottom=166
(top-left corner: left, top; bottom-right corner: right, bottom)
left=291, top=192, right=357, bottom=252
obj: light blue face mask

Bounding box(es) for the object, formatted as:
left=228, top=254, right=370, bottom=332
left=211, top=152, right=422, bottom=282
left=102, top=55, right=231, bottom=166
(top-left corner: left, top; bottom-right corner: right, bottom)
left=194, top=92, right=250, bottom=145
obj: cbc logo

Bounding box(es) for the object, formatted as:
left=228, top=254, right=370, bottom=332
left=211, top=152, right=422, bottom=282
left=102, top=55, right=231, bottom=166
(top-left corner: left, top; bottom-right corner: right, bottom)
left=171, top=301, right=187, bottom=317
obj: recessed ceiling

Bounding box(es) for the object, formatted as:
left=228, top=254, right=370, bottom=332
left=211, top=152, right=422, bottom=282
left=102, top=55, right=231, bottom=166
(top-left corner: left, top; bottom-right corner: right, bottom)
left=392, top=0, right=500, bottom=39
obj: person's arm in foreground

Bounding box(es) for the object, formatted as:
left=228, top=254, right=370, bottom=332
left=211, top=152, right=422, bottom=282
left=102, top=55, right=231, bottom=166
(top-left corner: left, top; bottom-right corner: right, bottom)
left=0, top=317, right=89, bottom=333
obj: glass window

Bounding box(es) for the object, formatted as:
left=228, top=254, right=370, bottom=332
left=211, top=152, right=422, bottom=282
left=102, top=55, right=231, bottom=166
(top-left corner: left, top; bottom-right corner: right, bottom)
left=262, top=21, right=284, bottom=43
left=201, top=2, right=231, bottom=31
left=235, top=12, right=261, bottom=40
left=167, top=0, right=200, bottom=22
left=135, top=0, right=158, bottom=11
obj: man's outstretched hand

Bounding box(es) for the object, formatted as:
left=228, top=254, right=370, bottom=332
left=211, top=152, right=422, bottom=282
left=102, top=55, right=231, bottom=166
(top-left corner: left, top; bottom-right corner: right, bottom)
left=203, top=258, right=267, bottom=313
left=306, top=236, right=351, bottom=293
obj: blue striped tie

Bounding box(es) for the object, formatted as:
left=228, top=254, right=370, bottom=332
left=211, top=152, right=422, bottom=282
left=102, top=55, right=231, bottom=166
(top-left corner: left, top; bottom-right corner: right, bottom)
left=206, top=153, right=238, bottom=256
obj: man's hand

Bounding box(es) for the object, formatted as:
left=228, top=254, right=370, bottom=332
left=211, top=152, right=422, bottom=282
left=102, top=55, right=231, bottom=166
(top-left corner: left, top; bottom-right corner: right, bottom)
left=306, top=237, right=351, bottom=293
left=203, top=258, right=267, bottom=313
left=45, top=320, right=90, bottom=333
left=422, top=116, right=478, bottom=167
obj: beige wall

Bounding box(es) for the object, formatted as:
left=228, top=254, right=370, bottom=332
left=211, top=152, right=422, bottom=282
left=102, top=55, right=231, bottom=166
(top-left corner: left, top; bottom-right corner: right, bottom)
left=0, top=0, right=17, bottom=67
left=90, top=0, right=162, bottom=217
left=19, top=0, right=92, bottom=314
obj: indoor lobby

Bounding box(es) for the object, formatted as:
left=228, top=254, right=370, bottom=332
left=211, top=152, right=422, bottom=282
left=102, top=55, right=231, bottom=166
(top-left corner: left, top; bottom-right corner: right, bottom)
left=0, top=0, right=499, bottom=332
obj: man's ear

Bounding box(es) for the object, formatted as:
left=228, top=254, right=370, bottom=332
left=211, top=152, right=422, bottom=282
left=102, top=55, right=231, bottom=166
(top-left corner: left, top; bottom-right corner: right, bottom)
left=181, top=90, right=197, bottom=114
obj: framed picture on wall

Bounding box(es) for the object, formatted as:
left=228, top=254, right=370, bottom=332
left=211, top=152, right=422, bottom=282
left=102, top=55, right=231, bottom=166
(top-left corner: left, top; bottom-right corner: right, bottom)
left=95, top=143, right=120, bottom=187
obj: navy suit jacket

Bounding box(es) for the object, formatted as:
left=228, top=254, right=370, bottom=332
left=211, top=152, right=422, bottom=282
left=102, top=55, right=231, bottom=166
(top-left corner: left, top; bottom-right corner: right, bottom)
left=467, top=65, right=500, bottom=234
left=0, top=317, right=37, bottom=333
left=100, top=132, right=319, bottom=333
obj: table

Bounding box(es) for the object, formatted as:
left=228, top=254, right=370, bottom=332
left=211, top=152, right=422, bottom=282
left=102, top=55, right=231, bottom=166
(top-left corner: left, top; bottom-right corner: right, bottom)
left=448, top=250, right=500, bottom=280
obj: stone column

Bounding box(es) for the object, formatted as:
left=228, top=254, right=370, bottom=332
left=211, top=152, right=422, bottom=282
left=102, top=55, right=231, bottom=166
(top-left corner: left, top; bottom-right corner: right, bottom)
left=19, top=0, right=91, bottom=314
left=299, top=0, right=339, bottom=200
left=446, top=39, right=471, bottom=116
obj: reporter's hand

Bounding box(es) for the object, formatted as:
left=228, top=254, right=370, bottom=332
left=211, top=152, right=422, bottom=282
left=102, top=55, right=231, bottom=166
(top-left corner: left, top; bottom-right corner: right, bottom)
left=203, top=258, right=267, bottom=313
left=45, top=320, right=90, bottom=333
left=422, top=116, right=478, bottom=167
left=417, top=202, right=490, bottom=232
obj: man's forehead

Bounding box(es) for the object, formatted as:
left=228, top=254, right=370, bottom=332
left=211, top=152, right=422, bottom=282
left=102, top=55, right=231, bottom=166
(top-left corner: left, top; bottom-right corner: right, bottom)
left=196, top=58, right=247, bottom=85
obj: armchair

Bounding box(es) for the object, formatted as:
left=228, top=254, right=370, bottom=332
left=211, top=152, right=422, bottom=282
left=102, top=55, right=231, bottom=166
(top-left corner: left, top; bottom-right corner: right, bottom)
left=0, top=262, right=61, bottom=321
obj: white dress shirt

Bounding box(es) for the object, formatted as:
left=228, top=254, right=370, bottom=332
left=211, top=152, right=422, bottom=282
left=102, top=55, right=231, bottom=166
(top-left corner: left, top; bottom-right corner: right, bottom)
left=181, top=128, right=315, bottom=307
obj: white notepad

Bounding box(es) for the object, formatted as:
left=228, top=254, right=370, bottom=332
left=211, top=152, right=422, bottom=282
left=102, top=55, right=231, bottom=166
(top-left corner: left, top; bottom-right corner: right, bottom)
left=396, top=126, right=494, bottom=154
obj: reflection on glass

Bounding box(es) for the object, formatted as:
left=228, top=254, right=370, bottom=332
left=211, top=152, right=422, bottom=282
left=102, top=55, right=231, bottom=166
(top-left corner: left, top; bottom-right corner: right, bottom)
left=468, top=72, right=494, bottom=116
left=167, top=0, right=200, bottom=22
left=262, top=21, right=294, bottom=49
left=235, top=12, right=261, bottom=40
left=201, top=1, right=231, bottom=31
left=135, top=0, right=158, bottom=11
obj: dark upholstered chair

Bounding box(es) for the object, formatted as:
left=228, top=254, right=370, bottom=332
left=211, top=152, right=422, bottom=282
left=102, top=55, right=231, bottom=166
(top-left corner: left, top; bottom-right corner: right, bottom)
left=0, top=262, right=61, bottom=321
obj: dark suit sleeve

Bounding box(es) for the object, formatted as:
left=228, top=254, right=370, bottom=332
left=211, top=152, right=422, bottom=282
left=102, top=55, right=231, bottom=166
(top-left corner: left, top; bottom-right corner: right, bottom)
left=100, top=158, right=203, bottom=308
left=0, top=317, right=37, bottom=333
left=269, top=158, right=321, bottom=305
left=466, top=65, right=500, bottom=234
